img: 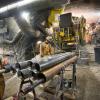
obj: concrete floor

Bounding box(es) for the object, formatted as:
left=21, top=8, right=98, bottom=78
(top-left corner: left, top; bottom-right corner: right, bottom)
left=76, top=64, right=100, bottom=100
left=4, top=63, right=100, bottom=100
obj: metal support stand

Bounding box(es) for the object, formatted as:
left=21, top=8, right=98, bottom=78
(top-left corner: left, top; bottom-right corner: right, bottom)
left=44, top=63, right=77, bottom=100
left=60, top=68, right=65, bottom=100
left=56, top=63, right=77, bottom=100
left=16, top=63, right=77, bottom=100
left=72, top=63, right=76, bottom=90
left=18, top=79, right=37, bottom=100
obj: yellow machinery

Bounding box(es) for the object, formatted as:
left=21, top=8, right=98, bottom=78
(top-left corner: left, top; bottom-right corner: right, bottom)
left=47, top=9, right=86, bottom=51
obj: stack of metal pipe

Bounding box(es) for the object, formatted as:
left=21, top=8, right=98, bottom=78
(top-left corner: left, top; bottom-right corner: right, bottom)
left=0, top=52, right=77, bottom=99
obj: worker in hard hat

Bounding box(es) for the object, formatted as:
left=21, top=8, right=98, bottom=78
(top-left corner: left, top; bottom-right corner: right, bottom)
left=40, top=36, right=54, bottom=57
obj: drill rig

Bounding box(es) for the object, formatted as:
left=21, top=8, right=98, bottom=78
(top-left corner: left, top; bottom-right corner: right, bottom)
left=51, top=13, right=86, bottom=51
left=0, top=0, right=79, bottom=99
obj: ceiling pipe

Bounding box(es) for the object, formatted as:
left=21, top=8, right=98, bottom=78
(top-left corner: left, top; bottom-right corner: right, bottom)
left=0, top=0, right=69, bottom=19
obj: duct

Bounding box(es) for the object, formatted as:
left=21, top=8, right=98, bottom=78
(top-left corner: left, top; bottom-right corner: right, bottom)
left=2, top=16, right=39, bottom=45
left=6, top=17, right=21, bottom=35
left=32, top=9, right=50, bottom=36
left=2, top=17, right=22, bottom=45
left=15, top=16, right=39, bottom=38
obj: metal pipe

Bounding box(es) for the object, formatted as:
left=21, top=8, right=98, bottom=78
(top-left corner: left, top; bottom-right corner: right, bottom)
left=17, top=53, right=76, bottom=79
left=0, top=61, right=33, bottom=73
left=43, top=56, right=77, bottom=81
left=17, top=66, right=39, bottom=79
left=0, top=52, right=74, bottom=74
left=18, top=52, right=75, bottom=71
left=17, top=53, right=73, bottom=76
left=22, top=79, right=44, bottom=95
left=22, top=56, right=77, bottom=94
left=39, top=52, right=75, bottom=71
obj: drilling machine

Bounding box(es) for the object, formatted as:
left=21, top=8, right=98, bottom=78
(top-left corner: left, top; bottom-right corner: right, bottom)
left=0, top=0, right=79, bottom=99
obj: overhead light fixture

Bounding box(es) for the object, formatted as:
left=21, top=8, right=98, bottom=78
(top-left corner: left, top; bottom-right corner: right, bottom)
left=37, top=41, right=42, bottom=44
left=0, top=0, right=40, bottom=13
left=21, top=12, right=30, bottom=22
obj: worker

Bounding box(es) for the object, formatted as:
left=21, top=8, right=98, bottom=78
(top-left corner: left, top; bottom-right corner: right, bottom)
left=40, top=36, right=54, bottom=57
